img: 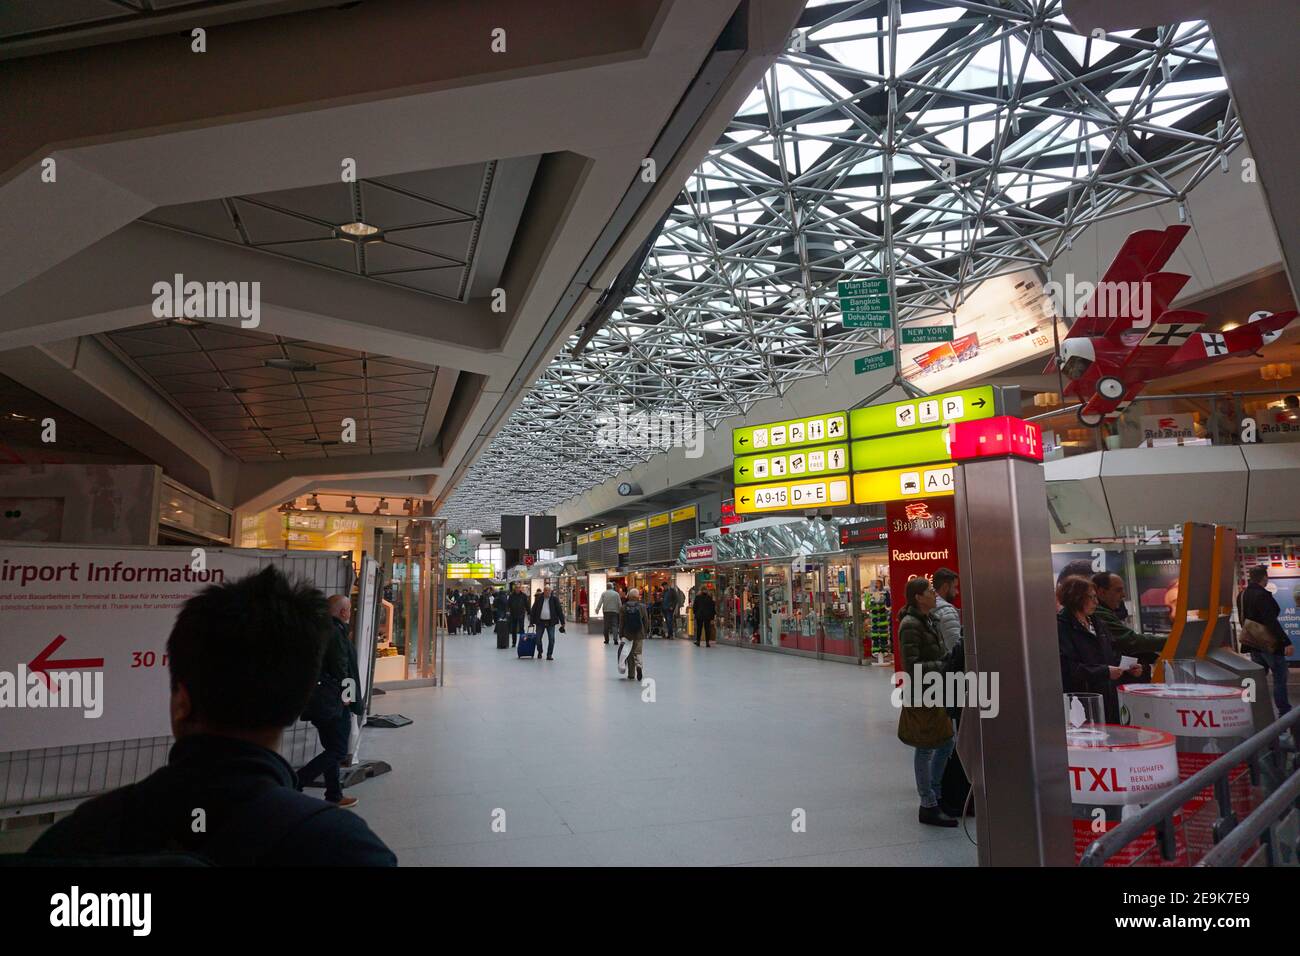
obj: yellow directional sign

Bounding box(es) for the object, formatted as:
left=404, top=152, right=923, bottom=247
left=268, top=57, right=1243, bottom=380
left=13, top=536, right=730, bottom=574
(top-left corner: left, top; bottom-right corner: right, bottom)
left=734, top=443, right=849, bottom=485
left=852, top=463, right=956, bottom=503
left=447, top=562, right=496, bottom=579
left=849, top=385, right=996, bottom=438
left=734, top=476, right=851, bottom=514
left=732, top=410, right=848, bottom=455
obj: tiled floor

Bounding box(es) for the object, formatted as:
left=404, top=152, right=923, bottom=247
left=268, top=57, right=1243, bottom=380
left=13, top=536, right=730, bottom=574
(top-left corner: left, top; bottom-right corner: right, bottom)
left=353, top=631, right=977, bottom=866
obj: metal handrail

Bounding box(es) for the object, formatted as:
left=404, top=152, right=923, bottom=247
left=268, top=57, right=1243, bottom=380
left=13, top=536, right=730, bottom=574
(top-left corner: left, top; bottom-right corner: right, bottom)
left=1079, top=706, right=1300, bottom=866
left=1198, top=757, right=1300, bottom=866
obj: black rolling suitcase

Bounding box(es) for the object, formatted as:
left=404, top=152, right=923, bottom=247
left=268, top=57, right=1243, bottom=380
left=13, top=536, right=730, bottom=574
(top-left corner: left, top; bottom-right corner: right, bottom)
left=495, top=618, right=510, bottom=649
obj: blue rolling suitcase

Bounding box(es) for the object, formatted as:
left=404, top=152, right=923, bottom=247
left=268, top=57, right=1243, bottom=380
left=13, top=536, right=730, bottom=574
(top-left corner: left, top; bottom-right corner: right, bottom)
left=517, top=633, right=537, bottom=658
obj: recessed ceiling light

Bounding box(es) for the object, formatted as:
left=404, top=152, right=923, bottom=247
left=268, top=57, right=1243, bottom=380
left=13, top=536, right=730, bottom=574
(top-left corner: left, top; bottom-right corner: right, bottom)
left=338, top=221, right=381, bottom=240
left=169, top=317, right=206, bottom=328
left=264, top=358, right=316, bottom=372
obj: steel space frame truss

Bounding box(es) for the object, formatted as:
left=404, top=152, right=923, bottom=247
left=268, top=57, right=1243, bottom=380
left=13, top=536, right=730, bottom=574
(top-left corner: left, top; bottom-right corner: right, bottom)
left=441, top=0, right=1237, bottom=531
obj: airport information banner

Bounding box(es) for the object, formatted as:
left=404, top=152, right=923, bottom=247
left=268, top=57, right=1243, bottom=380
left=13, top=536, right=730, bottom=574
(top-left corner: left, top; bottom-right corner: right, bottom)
left=0, top=545, right=350, bottom=751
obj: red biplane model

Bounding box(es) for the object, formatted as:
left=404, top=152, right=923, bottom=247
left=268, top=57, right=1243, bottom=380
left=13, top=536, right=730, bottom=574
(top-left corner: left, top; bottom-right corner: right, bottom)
left=1046, top=224, right=1298, bottom=425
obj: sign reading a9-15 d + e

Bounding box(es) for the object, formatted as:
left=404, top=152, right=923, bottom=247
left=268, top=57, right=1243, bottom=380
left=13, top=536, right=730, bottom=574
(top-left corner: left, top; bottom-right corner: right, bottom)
left=732, top=410, right=847, bottom=455
left=734, top=443, right=848, bottom=485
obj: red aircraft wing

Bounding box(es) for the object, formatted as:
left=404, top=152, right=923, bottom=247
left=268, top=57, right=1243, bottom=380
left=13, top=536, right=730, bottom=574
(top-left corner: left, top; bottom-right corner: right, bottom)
left=1102, top=271, right=1191, bottom=339
left=1165, top=310, right=1300, bottom=371
left=1117, top=310, right=1207, bottom=374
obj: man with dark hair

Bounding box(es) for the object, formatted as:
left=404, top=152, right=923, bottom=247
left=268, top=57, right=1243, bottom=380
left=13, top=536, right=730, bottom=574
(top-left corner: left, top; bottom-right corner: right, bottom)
left=1091, top=572, right=1163, bottom=668
left=1240, top=565, right=1293, bottom=717
left=1056, top=559, right=1095, bottom=591
left=930, top=568, right=961, bottom=652
left=28, top=566, right=396, bottom=866
left=507, top=583, right=529, bottom=647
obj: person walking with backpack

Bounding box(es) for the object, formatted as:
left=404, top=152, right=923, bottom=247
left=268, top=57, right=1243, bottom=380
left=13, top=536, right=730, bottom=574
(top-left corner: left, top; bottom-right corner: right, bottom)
left=529, top=584, right=566, bottom=660
left=620, top=587, right=648, bottom=681
left=692, top=585, right=716, bottom=647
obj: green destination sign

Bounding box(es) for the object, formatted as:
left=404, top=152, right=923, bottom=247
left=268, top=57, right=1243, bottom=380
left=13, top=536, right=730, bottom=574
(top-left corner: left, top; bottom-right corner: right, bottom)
left=853, top=351, right=894, bottom=375
left=850, top=429, right=952, bottom=472
left=734, top=442, right=849, bottom=486
left=838, top=278, right=888, bottom=298
left=732, top=409, right=848, bottom=456
left=900, top=325, right=955, bottom=344
left=848, top=385, right=998, bottom=438
left=841, top=294, right=891, bottom=312
left=842, top=311, right=892, bottom=329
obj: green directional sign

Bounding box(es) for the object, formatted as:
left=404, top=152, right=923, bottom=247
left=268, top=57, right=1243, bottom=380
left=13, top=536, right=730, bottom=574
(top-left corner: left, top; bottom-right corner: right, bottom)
left=853, top=351, right=895, bottom=375
left=732, top=410, right=848, bottom=455
left=900, top=325, right=955, bottom=344
left=850, top=429, right=952, bottom=472
left=734, top=442, right=849, bottom=486
left=838, top=278, right=888, bottom=298
left=841, top=294, right=891, bottom=312
left=842, top=311, right=892, bottom=329
left=849, top=384, right=999, bottom=438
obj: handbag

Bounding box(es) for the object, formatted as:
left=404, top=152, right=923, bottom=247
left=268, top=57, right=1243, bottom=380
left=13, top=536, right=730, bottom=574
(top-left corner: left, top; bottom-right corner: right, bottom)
left=898, top=704, right=953, bottom=749
left=1239, top=618, right=1280, bottom=654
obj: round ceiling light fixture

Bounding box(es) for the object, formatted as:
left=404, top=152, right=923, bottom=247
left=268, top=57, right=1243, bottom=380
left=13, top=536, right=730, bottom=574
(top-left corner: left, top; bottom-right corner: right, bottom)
left=338, top=221, right=381, bottom=240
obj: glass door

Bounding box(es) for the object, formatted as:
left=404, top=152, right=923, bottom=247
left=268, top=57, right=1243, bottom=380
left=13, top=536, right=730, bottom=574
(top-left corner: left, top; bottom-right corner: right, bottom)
left=819, top=556, right=857, bottom=659
left=762, top=564, right=792, bottom=649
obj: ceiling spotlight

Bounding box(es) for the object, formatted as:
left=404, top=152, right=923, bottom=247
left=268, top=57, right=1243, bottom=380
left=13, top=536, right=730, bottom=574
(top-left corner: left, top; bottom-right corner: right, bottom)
left=277, top=501, right=296, bottom=513
left=338, top=221, right=381, bottom=240
left=168, top=317, right=206, bottom=328
left=374, top=498, right=390, bottom=515
left=308, top=494, right=322, bottom=512
left=346, top=496, right=361, bottom=514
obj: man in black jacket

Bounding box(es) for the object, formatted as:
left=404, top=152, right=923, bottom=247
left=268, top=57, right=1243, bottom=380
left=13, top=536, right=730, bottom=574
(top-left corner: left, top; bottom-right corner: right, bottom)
left=692, top=586, right=716, bottom=647
left=28, top=566, right=395, bottom=866
left=1240, top=566, right=1293, bottom=716
left=296, top=594, right=364, bottom=806
left=507, top=583, right=530, bottom=647
left=529, top=584, right=566, bottom=660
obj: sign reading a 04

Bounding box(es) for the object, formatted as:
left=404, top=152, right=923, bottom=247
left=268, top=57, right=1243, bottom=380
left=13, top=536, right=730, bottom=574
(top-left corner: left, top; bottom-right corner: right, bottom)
left=734, top=443, right=849, bottom=485
left=732, top=411, right=847, bottom=455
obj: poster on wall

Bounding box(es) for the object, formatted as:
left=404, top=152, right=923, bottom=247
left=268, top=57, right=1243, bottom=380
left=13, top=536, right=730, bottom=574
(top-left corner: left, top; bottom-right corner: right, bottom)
left=1134, top=549, right=1181, bottom=638
left=0, top=544, right=350, bottom=752
left=1051, top=549, right=1124, bottom=582
left=885, top=496, right=959, bottom=668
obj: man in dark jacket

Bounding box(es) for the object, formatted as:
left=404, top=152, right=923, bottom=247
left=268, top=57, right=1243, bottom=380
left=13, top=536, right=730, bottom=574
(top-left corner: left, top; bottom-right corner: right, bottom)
left=1091, top=572, right=1165, bottom=666
left=692, top=586, right=716, bottom=646
left=507, top=583, right=529, bottom=647
left=1239, top=566, right=1293, bottom=716
left=529, top=584, right=566, bottom=660
left=296, top=593, right=364, bottom=806
left=28, top=566, right=395, bottom=866
left=662, top=584, right=682, bottom=639
left=480, top=587, right=495, bottom=626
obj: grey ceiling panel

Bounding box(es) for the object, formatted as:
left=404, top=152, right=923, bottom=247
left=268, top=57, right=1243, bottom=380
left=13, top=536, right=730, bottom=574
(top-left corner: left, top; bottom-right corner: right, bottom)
left=359, top=180, right=466, bottom=229
left=362, top=240, right=456, bottom=274
left=0, top=0, right=137, bottom=40
left=376, top=269, right=464, bottom=298
left=251, top=184, right=355, bottom=225
left=386, top=221, right=474, bottom=261
left=232, top=198, right=335, bottom=245
left=374, top=165, right=486, bottom=214
left=144, top=201, right=244, bottom=244
left=260, top=238, right=359, bottom=272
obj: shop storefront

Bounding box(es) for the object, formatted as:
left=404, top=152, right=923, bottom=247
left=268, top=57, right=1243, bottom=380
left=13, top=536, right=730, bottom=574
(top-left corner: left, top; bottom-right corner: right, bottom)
left=687, top=517, right=892, bottom=664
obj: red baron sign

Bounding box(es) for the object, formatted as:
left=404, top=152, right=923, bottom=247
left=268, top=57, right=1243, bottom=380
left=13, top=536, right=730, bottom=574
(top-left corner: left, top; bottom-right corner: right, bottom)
left=885, top=497, right=958, bottom=669
left=1067, top=726, right=1178, bottom=806
left=685, top=544, right=716, bottom=564
left=1118, top=684, right=1253, bottom=738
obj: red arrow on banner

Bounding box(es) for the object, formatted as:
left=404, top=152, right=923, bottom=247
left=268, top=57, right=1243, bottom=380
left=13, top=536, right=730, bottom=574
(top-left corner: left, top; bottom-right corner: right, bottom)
left=29, top=635, right=105, bottom=689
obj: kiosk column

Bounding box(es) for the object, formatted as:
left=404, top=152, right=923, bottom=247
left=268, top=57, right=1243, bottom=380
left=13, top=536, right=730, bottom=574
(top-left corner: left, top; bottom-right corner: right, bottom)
left=954, top=455, right=1074, bottom=866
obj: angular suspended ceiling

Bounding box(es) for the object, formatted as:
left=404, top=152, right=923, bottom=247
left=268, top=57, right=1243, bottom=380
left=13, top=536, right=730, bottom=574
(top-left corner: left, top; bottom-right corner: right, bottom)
left=440, top=2, right=1238, bottom=532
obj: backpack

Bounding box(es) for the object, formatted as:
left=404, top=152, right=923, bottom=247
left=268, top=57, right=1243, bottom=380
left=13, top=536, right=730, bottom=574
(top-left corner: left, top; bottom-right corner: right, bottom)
left=624, top=603, right=644, bottom=634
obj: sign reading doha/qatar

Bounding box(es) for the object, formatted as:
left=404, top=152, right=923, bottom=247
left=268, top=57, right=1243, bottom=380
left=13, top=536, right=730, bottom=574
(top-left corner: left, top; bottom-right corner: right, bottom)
left=0, top=546, right=328, bottom=752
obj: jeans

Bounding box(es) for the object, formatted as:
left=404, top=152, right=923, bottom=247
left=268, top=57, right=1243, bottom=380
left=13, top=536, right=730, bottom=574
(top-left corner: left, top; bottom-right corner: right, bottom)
left=510, top=614, right=526, bottom=645
left=664, top=610, right=676, bottom=638
left=603, top=611, right=619, bottom=642
left=1250, top=650, right=1293, bottom=716
left=536, top=622, right=556, bottom=658
left=299, top=710, right=352, bottom=802
left=913, top=737, right=955, bottom=808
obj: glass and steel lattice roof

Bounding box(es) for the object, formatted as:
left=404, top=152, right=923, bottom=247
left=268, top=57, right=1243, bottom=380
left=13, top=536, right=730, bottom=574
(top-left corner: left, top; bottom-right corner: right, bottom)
left=440, top=1, right=1235, bottom=531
